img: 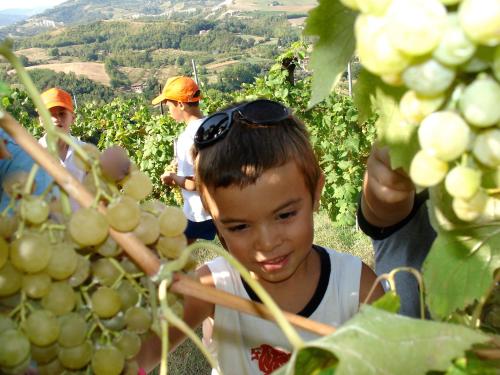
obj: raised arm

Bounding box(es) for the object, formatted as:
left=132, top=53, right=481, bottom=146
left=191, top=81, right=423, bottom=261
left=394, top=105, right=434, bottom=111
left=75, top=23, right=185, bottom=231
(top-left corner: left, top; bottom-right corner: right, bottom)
left=361, top=145, right=416, bottom=228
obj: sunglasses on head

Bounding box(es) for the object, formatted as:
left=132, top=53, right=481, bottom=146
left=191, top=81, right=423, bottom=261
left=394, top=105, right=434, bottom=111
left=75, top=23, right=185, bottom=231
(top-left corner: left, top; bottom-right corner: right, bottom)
left=194, top=99, right=292, bottom=149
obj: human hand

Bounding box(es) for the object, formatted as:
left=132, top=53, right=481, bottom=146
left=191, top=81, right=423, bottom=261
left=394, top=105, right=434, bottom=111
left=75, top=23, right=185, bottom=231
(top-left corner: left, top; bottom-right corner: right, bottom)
left=365, top=145, right=415, bottom=205
left=161, top=171, right=176, bottom=186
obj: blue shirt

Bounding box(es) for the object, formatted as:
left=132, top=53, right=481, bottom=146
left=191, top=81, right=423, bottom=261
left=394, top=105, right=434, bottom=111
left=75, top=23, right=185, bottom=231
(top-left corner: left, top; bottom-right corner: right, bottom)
left=0, top=129, right=51, bottom=211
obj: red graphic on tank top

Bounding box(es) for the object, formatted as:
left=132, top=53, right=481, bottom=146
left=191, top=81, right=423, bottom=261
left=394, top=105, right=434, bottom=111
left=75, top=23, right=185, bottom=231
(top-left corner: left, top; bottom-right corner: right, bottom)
left=251, top=344, right=291, bottom=375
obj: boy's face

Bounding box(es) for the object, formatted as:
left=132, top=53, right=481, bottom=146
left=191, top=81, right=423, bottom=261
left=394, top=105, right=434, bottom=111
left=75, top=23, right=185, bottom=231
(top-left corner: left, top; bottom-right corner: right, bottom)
left=41, top=106, right=75, bottom=134
left=165, top=100, right=183, bottom=122
left=202, top=161, right=323, bottom=285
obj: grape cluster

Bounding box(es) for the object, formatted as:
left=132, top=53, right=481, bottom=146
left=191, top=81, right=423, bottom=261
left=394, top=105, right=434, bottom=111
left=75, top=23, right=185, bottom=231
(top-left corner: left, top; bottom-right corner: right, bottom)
left=344, top=0, right=500, bottom=222
left=163, top=159, right=183, bottom=207
left=0, top=145, right=190, bottom=374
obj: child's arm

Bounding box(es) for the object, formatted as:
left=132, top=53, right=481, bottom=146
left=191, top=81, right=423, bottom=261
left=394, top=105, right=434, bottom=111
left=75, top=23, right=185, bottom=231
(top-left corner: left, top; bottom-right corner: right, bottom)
left=359, top=262, right=385, bottom=304
left=160, top=172, right=197, bottom=191
left=135, top=265, right=215, bottom=373
left=361, top=145, right=416, bottom=228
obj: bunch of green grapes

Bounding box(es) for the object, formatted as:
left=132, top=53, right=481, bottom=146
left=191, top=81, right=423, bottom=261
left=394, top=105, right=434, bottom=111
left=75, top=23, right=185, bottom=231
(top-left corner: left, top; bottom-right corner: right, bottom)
left=0, top=145, right=190, bottom=374
left=163, top=160, right=184, bottom=207
left=343, top=0, right=500, bottom=223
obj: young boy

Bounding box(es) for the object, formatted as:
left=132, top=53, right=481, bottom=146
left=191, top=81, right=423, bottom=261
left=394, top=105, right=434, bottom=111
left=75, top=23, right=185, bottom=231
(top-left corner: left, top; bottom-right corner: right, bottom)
left=153, top=76, right=217, bottom=244
left=39, top=87, right=88, bottom=210
left=138, top=100, right=384, bottom=375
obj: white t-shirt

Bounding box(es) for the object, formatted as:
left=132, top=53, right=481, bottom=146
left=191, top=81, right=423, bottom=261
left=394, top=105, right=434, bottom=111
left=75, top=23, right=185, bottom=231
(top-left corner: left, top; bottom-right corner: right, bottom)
left=39, top=134, right=87, bottom=211
left=176, top=118, right=212, bottom=222
left=203, top=246, right=361, bottom=375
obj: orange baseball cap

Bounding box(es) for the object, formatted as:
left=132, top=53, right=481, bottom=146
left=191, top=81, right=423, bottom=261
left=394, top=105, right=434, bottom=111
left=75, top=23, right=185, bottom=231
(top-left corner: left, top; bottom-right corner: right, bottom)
left=41, top=88, right=74, bottom=113
left=152, top=76, right=201, bottom=105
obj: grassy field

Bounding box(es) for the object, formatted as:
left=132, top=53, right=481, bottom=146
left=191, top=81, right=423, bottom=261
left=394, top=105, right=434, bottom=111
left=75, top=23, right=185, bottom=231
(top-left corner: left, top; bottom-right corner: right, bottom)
left=158, top=210, right=373, bottom=374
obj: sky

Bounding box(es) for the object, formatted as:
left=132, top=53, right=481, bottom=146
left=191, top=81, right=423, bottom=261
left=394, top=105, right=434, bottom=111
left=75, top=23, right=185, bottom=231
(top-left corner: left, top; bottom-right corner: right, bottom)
left=0, top=0, right=66, bottom=11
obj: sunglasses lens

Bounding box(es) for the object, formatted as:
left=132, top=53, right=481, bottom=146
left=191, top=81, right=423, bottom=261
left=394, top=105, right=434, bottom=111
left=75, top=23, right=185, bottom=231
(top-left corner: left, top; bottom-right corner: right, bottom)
left=195, top=113, right=231, bottom=146
left=240, top=100, right=290, bottom=123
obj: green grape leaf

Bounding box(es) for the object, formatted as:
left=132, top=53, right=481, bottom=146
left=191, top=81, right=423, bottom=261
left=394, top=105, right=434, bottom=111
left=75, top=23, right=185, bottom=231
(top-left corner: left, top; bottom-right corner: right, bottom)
left=371, top=290, right=401, bottom=314
left=423, top=227, right=500, bottom=319
left=304, top=0, right=356, bottom=108
left=353, top=68, right=378, bottom=123
left=273, top=306, right=489, bottom=375
left=372, top=82, right=418, bottom=172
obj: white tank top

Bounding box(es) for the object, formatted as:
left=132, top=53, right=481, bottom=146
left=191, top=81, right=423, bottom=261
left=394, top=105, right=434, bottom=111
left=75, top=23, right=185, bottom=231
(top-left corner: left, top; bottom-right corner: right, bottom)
left=203, top=246, right=361, bottom=375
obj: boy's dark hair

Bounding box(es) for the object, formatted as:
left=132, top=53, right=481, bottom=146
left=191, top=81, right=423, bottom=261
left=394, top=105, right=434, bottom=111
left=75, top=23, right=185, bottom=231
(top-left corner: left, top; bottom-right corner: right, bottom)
left=194, top=104, right=322, bottom=201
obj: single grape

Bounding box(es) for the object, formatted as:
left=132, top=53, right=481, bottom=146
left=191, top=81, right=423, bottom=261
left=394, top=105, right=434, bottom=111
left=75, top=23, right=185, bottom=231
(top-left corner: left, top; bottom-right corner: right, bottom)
left=91, top=345, right=125, bottom=375
left=452, top=190, right=488, bottom=221
left=69, top=208, right=109, bottom=247
left=459, top=76, right=500, bottom=128
left=159, top=206, right=188, bottom=237
left=473, top=129, right=500, bottom=168
left=141, top=199, right=166, bottom=216
left=0, top=215, right=17, bottom=240
left=124, top=306, right=152, bottom=334
left=19, top=195, right=50, bottom=225
left=133, top=211, right=160, bottom=245
left=399, top=90, right=445, bottom=125
left=460, top=45, right=495, bottom=73
left=410, top=150, right=449, bottom=187
left=46, top=242, right=78, bottom=280
left=402, top=58, right=456, bottom=96
left=58, top=312, right=87, bottom=348
left=433, top=13, right=476, bottom=66
left=122, top=170, right=153, bottom=201
left=22, top=272, right=51, bottom=299
left=100, top=145, right=131, bottom=182
left=91, top=257, right=121, bottom=286
left=0, top=353, right=30, bottom=375
left=91, top=286, right=122, bottom=318
left=58, top=339, right=93, bottom=370
left=95, top=235, right=122, bottom=257
left=386, top=0, right=447, bottom=56
left=120, top=257, right=141, bottom=274
left=10, top=232, right=52, bottom=273
left=418, top=111, right=470, bottom=161
left=0, top=329, right=30, bottom=368
left=31, top=341, right=58, bottom=364
left=355, top=14, right=411, bottom=76
left=68, top=255, right=91, bottom=287
left=117, top=280, right=139, bottom=311
left=106, top=195, right=141, bottom=232
left=24, top=309, right=60, bottom=346
left=156, top=234, right=187, bottom=259
left=41, top=281, right=77, bottom=316
left=82, top=172, right=112, bottom=197
left=37, top=358, right=64, bottom=375
left=458, top=0, right=500, bottom=46
left=101, top=312, right=126, bottom=331
left=0, top=237, right=8, bottom=269
left=0, top=314, right=15, bottom=334
left=0, top=262, right=22, bottom=297
left=114, top=330, right=142, bottom=359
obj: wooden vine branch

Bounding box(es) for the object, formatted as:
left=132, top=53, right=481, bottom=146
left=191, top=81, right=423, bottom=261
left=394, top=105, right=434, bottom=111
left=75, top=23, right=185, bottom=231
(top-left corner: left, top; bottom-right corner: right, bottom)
left=0, top=112, right=336, bottom=337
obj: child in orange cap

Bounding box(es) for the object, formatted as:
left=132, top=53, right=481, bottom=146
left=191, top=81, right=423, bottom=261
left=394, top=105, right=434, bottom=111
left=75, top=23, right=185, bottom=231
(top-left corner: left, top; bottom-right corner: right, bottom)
left=153, top=76, right=217, bottom=244
left=39, top=87, right=88, bottom=209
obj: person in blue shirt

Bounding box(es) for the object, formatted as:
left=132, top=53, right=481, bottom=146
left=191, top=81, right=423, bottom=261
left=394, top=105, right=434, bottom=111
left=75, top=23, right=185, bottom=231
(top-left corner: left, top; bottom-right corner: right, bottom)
left=0, top=129, right=51, bottom=211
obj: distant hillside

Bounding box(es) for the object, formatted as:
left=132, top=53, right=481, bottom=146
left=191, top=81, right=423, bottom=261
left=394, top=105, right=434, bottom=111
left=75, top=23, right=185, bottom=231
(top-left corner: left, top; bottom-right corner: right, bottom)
left=1, top=0, right=315, bottom=37
left=0, top=8, right=47, bottom=27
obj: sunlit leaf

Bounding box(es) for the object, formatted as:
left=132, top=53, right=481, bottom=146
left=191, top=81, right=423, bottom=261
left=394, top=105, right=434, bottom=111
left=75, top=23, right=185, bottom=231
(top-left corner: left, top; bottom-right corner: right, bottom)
left=304, top=0, right=356, bottom=107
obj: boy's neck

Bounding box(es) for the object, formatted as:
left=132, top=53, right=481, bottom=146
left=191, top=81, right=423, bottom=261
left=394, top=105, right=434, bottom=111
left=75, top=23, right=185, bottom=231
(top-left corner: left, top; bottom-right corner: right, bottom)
left=182, top=108, right=203, bottom=124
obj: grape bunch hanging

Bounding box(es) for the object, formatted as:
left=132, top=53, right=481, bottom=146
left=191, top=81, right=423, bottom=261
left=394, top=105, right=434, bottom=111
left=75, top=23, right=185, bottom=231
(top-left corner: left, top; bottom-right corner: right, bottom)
left=344, top=0, right=500, bottom=222
left=0, top=144, right=191, bottom=375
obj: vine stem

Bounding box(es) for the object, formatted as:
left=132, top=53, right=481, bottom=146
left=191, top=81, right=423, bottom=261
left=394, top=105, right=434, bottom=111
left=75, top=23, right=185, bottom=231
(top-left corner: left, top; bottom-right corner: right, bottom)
left=159, top=279, right=221, bottom=375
